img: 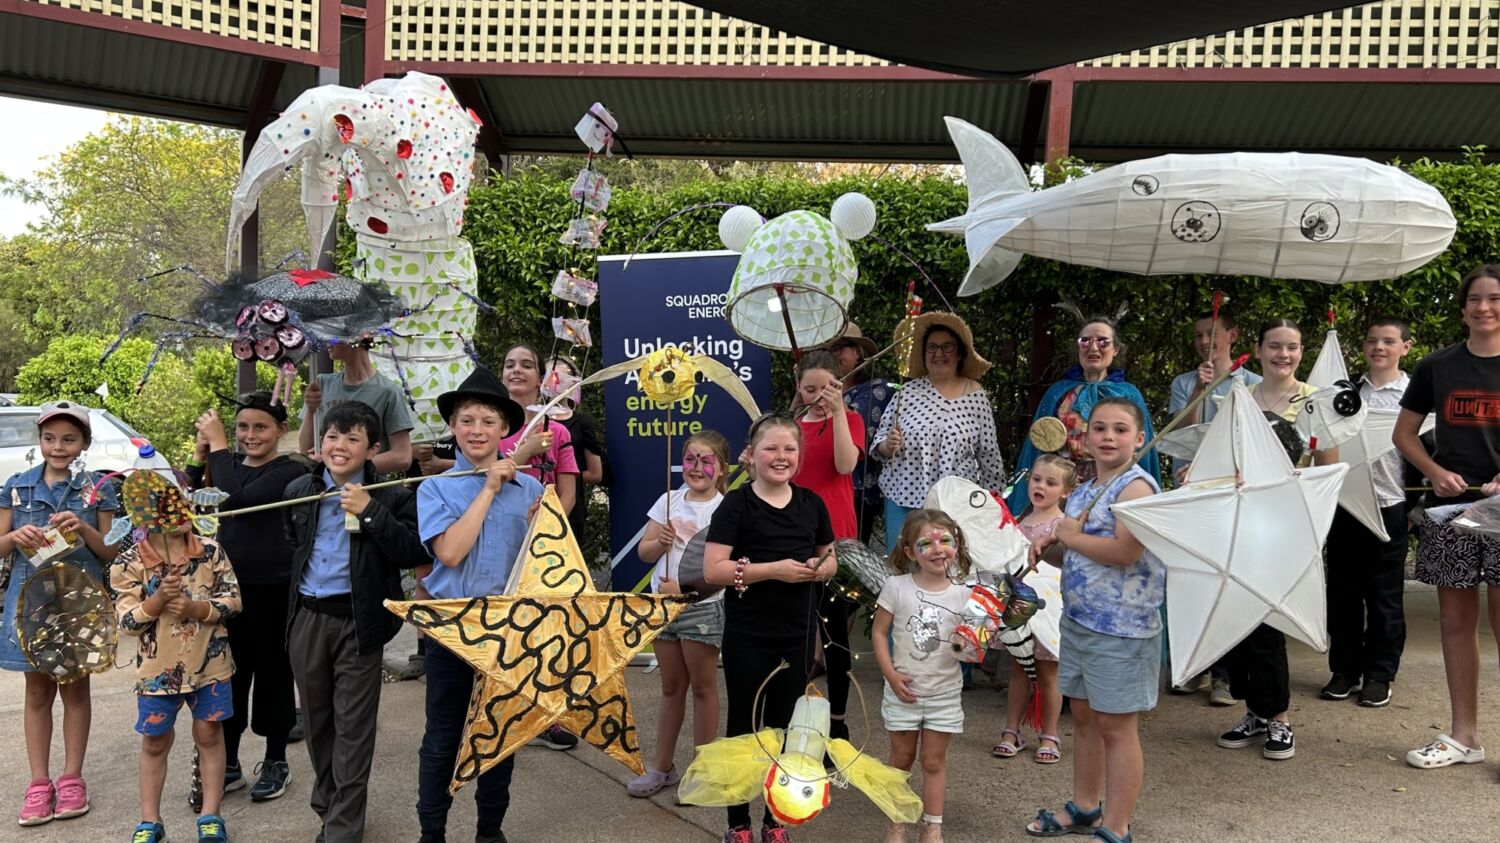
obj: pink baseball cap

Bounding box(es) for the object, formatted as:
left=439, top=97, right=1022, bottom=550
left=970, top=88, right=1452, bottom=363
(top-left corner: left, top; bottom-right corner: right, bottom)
left=36, top=401, right=92, bottom=439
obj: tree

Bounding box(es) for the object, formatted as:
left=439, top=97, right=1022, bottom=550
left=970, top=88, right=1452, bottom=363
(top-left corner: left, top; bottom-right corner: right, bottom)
left=0, top=115, right=304, bottom=383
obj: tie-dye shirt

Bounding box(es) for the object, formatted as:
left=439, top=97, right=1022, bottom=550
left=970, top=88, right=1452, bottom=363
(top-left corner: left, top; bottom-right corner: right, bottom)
left=1061, top=466, right=1163, bottom=639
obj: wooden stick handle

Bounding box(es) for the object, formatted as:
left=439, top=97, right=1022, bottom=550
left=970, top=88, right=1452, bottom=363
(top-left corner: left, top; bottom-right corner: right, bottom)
left=207, top=468, right=484, bottom=520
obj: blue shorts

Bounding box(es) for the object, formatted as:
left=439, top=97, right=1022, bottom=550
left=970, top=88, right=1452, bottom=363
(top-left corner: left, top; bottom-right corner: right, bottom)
left=1057, top=615, right=1161, bottom=714
left=135, top=680, right=233, bottom=736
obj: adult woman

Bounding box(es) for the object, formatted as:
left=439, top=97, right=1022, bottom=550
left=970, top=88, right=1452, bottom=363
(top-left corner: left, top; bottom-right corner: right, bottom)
left=829, top=323, right=895, bottom=544
left=1216, top=319, right=1338, bottom=763
left=1006, top=317, right=1158, bottom=515
left=1396, top=265, right=1500, bottom=771
left=873, top=312, right=1005, bottom=553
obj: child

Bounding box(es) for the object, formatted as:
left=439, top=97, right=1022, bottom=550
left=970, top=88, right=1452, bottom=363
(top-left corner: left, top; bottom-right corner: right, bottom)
left=113, top=471, right=242, bottom=843
left=704, top=415, right=836, bottom=843
left=1218, top=320, right=1340, bottom=762
left=301, top=338, right=414, bottom=475
left=283, top=400, right=426, bottom=842
left=627, top=431, right=731, bottom=798
left=993, top=454, right=1075, bottom=765
left=792, top=351, right=865, bottom=743
left=187, top=394, right=307, bottom=802
left=873, top=509, right=973, bottom=843
left=1320, top=318, right=1413, bottom=708
left=1026, top=397, right=1162, bottom=843
left=415, top=367, right=542, bottom=843
left=0, top=402, right=119, bottom=826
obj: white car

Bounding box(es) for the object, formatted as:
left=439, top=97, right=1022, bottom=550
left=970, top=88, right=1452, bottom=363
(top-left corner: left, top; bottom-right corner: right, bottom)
left=0, top=405, right=173, bottom=482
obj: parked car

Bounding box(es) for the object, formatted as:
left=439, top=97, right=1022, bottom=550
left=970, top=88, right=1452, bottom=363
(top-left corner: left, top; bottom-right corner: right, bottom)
left=0, top=405, right=173, bottom=483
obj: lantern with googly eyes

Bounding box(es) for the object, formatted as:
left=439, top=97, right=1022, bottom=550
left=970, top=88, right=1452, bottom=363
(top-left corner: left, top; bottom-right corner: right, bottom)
left=1296, top=331, right=1371, bottom=451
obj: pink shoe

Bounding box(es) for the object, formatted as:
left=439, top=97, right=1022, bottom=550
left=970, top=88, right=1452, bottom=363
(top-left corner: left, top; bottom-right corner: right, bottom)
left=53, top=775, right=88, bottom=820
left=18, top=777, right=54, bottom=827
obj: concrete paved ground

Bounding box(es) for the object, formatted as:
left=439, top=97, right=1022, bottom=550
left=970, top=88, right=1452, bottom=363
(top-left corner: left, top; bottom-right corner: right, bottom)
left=3, top=585, right=1498, bottom=842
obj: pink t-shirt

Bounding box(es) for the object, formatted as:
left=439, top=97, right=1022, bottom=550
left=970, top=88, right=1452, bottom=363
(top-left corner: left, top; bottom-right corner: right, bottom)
left=499, top=420, right=580, bottom=486
left=1018, top=515, right=1063, bottom=546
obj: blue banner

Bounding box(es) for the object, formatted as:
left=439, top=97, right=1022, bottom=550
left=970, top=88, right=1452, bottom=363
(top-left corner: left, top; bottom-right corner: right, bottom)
left=598, top=251, right=771, bottom=591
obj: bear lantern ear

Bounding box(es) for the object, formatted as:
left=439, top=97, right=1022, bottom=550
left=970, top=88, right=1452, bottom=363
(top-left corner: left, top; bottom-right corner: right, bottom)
left=830, top=192, right=877, bottom=240
left=718, top=205, right=764, bottom=252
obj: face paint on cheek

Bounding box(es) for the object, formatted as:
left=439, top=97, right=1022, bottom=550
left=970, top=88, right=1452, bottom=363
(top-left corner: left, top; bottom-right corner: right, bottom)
left=702, top=462, right=714, bottom=479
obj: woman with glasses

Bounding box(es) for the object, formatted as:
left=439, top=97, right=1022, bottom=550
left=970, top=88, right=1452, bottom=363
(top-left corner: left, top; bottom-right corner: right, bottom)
left=872, top=312, right=1006, bottom=554
left=1005, top=316, right=1159, bottom=514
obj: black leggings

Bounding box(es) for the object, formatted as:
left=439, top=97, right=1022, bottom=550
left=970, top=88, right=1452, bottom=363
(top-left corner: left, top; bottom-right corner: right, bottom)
left=721, top=630, right=815, bottom=830
left=1224, top=623, right=1290, bottom=720
left=819, top=586, right=853, bottom=718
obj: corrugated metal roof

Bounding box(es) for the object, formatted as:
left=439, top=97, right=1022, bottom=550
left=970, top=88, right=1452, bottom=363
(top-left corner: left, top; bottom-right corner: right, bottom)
left=1071, top=80, right=1500, bottom=160
left=477, top=75, right=1031, bottom=159
left=0, top=13, right=317, bottom=127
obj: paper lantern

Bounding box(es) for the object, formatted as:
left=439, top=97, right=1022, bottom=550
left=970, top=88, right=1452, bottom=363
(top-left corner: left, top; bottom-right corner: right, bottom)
left=718, top=205, right=765, bottom=253
left=1298, top=328, right=1394, bottom=542
left=724, top=195, right=872, bottom=351
left=830, top=192, right=877, bottom=240
left=1112, top=381, right=1348, bottom=687
left=930, top=117, right=1457, bottom=296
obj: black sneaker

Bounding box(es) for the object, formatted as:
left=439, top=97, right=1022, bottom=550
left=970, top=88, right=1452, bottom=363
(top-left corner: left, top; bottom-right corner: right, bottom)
left=249, top=760, right=290, bottom=802
left=1319, top=674, right=1361, bottom=700
left=1263, top=720, right=1296, bottom=760
left=223, top=762, right=247, bottom=794
left=1358, top=679, right=1392, bottom=708
left=1216, top=713, right=1269, bottom=749
left=528, top=725, right=578, bottom=751
left=475, top=830, right=508, bottom=843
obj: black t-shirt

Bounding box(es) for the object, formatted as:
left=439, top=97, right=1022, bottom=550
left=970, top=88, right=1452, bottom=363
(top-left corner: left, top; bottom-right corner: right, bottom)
left=558, top=411, right=608, bottom=548
left=1400, top=342, right=1500, bottom=492
left=706, top=484, right=834, bottom=641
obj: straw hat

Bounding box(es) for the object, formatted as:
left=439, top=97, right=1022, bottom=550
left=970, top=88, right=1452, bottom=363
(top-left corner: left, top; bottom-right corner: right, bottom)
left=826, top=322, right=879, bottom=357
left=904, top=312, right=992, bottom=380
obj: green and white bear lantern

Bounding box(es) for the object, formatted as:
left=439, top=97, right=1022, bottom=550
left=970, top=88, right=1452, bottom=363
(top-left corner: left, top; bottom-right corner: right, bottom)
left=720, top=193, right=877, bottom=351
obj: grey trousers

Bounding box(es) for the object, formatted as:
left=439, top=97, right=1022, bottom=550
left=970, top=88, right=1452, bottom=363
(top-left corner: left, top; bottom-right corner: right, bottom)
left=288, top=608, right=384, bottom=843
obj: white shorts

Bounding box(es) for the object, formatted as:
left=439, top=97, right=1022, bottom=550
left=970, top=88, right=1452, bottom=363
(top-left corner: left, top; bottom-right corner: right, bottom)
left=881, top=685, right=964, bottom=734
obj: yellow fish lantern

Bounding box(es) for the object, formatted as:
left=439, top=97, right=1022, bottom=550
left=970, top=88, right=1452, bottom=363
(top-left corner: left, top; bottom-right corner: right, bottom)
left=764, top=695, right=834, bottom=825
left=678, top=686, right=922, bottom=826
left=638, top=346, right=698, bottom=406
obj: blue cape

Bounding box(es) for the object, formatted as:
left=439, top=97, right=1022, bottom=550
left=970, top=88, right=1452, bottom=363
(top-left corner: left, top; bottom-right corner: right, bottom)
left=1005, top=366, right=1160, bottom=514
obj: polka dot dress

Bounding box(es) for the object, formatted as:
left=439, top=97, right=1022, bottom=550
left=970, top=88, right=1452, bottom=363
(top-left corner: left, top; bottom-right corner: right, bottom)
left=872, top=377, right=1007, bottom=508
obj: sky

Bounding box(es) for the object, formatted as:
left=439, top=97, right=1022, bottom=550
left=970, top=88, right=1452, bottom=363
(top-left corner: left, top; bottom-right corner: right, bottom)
left=0, top=96, right=110, bottom=237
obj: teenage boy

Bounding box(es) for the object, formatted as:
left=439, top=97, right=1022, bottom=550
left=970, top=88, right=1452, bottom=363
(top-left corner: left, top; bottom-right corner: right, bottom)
left=1167, top=309, right=1259, bottom=703
left=284, top=400, right=426, bottom=842
left=301, top=339, right=414, bottom=475
left=114, top=487, right=242, bottom=843
left=1320, top=318, right=1414, bottom=708
left=416, top=367, right=542, bottom=843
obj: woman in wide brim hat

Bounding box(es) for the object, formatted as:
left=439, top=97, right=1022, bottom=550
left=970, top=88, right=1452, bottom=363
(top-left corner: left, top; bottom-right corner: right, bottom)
left=873, top=311, right=1005, bottom=551
left=902, top=311, right=993, bottom=381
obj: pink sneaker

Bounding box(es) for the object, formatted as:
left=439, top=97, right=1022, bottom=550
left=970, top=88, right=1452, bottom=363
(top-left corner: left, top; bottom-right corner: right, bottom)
left=18, top=777, right=53, bottom=827
left=53, top=775, right=88, bottom=820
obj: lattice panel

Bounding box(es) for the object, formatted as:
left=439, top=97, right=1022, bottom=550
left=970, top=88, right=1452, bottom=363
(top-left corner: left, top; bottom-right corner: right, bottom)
left=1084, top=0, right=1500, bottom=69
left=27, top=0, right=319, bottom=50
left=385, top=0, right=887, bottom=66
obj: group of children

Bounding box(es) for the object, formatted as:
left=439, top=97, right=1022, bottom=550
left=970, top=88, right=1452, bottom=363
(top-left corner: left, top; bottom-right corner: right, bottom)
left=0, top=304, right=1430, bottom=843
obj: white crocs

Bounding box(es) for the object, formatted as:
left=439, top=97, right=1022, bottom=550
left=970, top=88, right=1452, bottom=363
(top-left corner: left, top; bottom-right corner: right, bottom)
left=1405, top=733, right=1486, bottom=769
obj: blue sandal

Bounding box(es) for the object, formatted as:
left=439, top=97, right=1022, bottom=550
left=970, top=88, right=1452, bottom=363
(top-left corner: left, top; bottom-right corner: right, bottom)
left=1026, top=801, right=1103, bottom=837
left=1092, top=828, right=1131, bottom=843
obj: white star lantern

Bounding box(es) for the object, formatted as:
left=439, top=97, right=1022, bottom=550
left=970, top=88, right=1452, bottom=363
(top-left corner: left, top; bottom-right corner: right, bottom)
left=1113, top=381, right=1348, bottom=686
left=1300, top=329, right=1397, bottom=542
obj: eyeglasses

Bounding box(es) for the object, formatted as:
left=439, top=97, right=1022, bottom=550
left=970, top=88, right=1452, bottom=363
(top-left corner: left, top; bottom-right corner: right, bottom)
left=1077, top=337, right=1114, bottom=349
left=925, top=342, right=958, bottom=355
left=682, top=454, right=717, bottom=469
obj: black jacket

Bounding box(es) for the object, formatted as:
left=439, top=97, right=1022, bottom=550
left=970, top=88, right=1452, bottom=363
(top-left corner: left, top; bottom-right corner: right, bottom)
left=283, top=462, right=426, bottom=654
left=187, top=451, right=308, bottom=584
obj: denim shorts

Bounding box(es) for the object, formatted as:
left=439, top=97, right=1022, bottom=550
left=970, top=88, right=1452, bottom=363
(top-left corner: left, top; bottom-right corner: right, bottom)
left=135, top=679, right=233, bottom=735
left=1057, top=615, right=1161, bottom=714
left=881, top=684, right=964, bottom=734
left=657, top=599, right=724, bottom=646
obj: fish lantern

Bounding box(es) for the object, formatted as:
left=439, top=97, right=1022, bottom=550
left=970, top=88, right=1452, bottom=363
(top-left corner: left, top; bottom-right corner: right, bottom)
left=678, top=689, right=922, bottom=826
left=929, top=117, right=1456, bottom=296
left=721, top=194, right=876, bottom=351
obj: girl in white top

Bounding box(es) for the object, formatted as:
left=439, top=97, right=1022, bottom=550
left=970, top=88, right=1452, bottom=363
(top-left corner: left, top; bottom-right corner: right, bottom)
left=874, top=509, right=975, bottom=843
left=626, top=430, right=730, bottom=799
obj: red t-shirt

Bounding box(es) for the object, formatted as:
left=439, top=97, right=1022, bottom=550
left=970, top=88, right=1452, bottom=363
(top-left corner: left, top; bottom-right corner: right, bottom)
left=795, top=411, right=867, bottom=540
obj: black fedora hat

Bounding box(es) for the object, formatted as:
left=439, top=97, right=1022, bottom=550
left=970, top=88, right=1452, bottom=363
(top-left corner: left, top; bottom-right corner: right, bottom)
left=437, top=366, right=526, bottom=434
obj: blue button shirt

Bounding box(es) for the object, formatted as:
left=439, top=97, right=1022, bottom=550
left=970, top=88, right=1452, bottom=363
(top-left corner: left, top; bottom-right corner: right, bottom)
left=299, top=469, right=353, bottom=598
left=417, top=453, right=541, bottom=600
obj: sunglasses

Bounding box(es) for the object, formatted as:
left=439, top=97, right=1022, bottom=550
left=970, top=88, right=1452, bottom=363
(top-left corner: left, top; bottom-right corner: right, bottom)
left=1077, top=337, right=1114, bottom=349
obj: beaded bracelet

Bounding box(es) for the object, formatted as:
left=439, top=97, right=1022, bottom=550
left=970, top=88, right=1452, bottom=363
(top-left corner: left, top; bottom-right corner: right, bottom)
left=733, top=557, right=749, bottom=597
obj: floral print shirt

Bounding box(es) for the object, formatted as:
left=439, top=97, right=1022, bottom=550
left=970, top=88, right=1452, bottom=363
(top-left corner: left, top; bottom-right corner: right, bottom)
left=113, top=534, right=241, bottom=695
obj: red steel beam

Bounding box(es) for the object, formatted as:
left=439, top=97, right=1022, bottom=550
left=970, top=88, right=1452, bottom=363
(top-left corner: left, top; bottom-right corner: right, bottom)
left=362, top=0, right=387, bottom=82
